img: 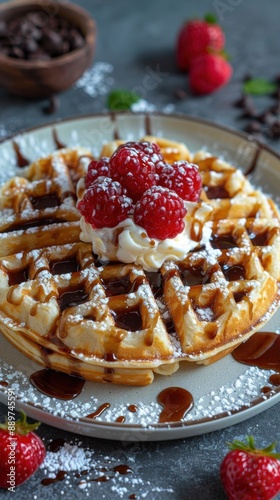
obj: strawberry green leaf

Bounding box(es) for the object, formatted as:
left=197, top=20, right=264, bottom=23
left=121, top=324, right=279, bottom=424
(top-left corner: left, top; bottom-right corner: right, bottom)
left=207, top=48, right=230, bottom=60
left=204, top=13, right=218, bottom=24
left=243, top=78, right=277, bottom=96
left=227, top=436, right=280, bottom=459
left=0, top=410, right=41, bottom=435
left=107, top=89, right=140, bottom=111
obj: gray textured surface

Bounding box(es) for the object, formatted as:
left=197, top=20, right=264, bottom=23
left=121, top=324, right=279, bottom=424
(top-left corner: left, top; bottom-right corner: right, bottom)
left=1, top=0, right=280, bottom=498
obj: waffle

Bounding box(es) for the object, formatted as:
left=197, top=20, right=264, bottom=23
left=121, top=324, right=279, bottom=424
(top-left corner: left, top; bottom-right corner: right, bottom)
left=0, top=139, right=279, bottom=386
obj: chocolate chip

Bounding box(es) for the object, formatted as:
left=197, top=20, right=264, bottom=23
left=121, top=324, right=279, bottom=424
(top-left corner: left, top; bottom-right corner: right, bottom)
left=270, top=104, right=280, bottom=116
left=257, top=110, right=274, bottom=125
left=243, top=73, right=253, bottom=83
left=0, top=9, right=85, bottom=61
left=61, top=40, right=71, bottom=54
left=26, top=11, right=48, bottom=29
left=42, top=30, right=63, bottom=55
left=9, top=47, right=26, bottom=59
left=0, top=46, right=9, bottom=56
left=268, top=120, right=280, bottom=139
left=8, top=18, right=21, bottom=33
left=21, top=38, right=39, bottom=54
left=57, top=18, right=71, bottom=31
left=274, top=74, right=280, bottom=85
left=7, top=32, right=22, bottom=47
left=0, top=20, right=8, bottom=37
left=69, top=30, right=85, bottom=50
left=273, top=87, right=280, bottom=100
left=234, top=94, right=253, bottom=109
left=244, top=121, right=262, bottom=134
left=174, top=88, right=187, bottom=100
left=42, top=95, right=60, bottom=115
left=241, top=104, right=257, bottom=119
left=28, top=49, right=51, bottom=61
left=20, top=19, right=35, bottom=38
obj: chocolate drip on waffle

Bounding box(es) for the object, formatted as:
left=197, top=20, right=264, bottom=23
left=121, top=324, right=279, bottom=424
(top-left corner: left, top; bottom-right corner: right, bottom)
left=0, top=140, right=279, bottom=386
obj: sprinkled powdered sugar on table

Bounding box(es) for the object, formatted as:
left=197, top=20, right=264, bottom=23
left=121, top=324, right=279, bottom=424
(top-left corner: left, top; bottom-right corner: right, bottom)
left=75, top=62, right=114, bottom=97
left=74, top=60, right=175, bottom=115
left=38, top=439, right=175, bottom=497
left=41, top=442, right=92, bottom=473
left=131, top=100, right=175, bottom=114
left=131, top=99, right=156, bottom=113
left=0, top=124, right=9, bottom=139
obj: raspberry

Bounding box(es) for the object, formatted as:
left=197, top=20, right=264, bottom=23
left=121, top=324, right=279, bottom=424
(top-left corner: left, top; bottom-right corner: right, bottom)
left=134, top=186, right=187, bottom=240
left=124, top=140, right=161, bottom=155
left=189, top=53, right=232, bottom=95
left=77, top=177, right=133, bottom=228
left=85, top=157, right=110, bottom=188
left=121, top=141, right=164, bottom=178
left=176, top=17, right=225, bottom=71
left=109, top=145, right=157, bottom=200
left=158, top=161, right=202, bottom=202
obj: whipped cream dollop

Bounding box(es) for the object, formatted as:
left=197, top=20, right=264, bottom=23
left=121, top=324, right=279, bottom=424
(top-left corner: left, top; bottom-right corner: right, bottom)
left=79, top=200, right=213, bottom=272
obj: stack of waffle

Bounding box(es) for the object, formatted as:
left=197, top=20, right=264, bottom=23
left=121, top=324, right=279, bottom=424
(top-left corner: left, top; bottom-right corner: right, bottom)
left=0, top=138, right=279, bottom=386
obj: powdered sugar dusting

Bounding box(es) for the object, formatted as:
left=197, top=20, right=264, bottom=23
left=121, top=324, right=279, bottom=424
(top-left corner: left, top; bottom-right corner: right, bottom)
left=131, top=99, right=156, bottom=113
left=75, top=62, right=114, bottom=97
left=195, top=307, right=215, bottom=322
left=1, top=346, right=279, bottom=431
left=39, top=439, right=175, bottom=497
left=0, top=124, right=9, bottom=139
left=41, top=443, right=92, bottom=473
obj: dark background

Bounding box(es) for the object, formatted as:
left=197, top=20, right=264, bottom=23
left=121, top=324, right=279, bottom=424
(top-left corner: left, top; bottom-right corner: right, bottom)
left=1, top=0, right=280, bottom=498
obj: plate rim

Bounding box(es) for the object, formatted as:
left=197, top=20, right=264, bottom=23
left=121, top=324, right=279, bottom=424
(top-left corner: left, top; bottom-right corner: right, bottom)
left=1, top=110, right=280, bottom=163
left=1, top=383, right=280, bottom=431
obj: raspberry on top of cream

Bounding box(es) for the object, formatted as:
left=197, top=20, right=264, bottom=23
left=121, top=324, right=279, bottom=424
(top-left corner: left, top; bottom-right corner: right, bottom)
left=77, top=140, right=213, bottom=272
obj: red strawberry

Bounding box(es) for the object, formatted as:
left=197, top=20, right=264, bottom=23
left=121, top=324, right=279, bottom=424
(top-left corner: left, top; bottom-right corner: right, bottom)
left=220, top=436, right=280, bottom=500
left=176, top=14, right=225, bottom=71
left=189, top=53, right=232, bottom=95
left=0, top=411, right=45, bottom=489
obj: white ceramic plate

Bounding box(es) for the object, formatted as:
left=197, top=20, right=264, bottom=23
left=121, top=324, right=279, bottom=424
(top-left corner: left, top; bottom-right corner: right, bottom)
left=0, top=112, right=280, bottom=442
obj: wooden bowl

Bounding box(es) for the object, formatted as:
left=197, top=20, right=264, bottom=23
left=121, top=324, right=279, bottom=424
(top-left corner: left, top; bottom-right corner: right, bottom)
left=0, top=0, right=96, bottom=98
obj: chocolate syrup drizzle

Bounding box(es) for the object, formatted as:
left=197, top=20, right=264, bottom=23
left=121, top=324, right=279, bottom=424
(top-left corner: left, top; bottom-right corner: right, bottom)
left=86, top=403, right=111, bottom=419
left=52, top=128, right=66, bottom=149
left=30, top=369, right=85, bottom=400
left=12, top=141, right=29, bottom=167
left=77, top=463, right=133, bottom=486
left=244, top=143, right=262, bottom=176
left=233, top=331, right=280, bottom=372
left=11, top=127, right=67, bottom=170
left=233, top=331, right=280, bottom=395
left=41, top=470, right=67, bottom=486
left=11, top=113, right=153, bottom=170
left=157, top=387, right=194, bottom=423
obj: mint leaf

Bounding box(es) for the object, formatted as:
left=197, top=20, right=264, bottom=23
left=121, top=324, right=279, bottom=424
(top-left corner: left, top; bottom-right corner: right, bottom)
left=107, top=89, right=140, bottom=111
left=243, top=78, right=277, bottom=96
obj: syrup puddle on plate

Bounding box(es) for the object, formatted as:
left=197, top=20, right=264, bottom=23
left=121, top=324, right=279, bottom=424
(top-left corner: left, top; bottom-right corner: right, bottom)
left=23, top=331, right=280, bottom=425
